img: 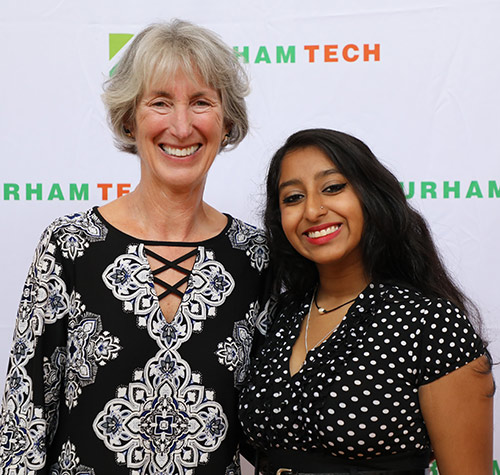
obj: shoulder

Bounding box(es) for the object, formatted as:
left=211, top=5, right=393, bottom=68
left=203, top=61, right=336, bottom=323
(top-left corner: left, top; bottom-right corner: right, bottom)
left=377, top=281, right=462, bottom=317
left=50, top=207, right=106, bottom=233
left=376, top=282, right=485, bottom=384
left=376, top=281, right=481, bottom=348
left=225, top=215, right=267, bottom=243
left=224, top=215, right=269, bottom=272
left=39, top=207, right=109, bottom=260
left=357, top=282, right=434, bottom=320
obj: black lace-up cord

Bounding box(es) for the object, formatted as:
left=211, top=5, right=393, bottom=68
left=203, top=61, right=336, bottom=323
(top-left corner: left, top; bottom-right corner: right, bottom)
left=144, top=248, right=198, bottom=300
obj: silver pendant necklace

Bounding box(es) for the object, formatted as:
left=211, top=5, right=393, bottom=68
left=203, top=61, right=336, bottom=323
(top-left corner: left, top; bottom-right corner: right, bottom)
left=304, top=293, right=338, bottom=353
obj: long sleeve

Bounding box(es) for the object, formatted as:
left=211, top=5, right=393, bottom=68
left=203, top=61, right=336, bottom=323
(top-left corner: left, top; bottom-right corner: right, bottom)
left=0, top=224, right=69, bottom=473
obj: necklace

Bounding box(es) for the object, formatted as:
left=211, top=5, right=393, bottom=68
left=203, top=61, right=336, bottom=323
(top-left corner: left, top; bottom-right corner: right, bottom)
left=313, top=289, right=357, bottom=315
left=304, top=293, right=338, bottom=353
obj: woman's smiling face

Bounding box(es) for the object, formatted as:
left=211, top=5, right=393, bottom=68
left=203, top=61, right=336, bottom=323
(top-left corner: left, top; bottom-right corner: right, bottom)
left=132, top=68, right=228, bottom=194
left=278, top=146, right=365, bottom=272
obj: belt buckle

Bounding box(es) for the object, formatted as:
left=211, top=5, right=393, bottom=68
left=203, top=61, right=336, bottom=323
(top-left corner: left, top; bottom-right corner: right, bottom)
left=276, top=469, right=293, bottom=475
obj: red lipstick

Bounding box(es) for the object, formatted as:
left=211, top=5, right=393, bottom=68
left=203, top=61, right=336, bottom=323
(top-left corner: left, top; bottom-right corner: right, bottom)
left=303, top=223, right=342, bottom=245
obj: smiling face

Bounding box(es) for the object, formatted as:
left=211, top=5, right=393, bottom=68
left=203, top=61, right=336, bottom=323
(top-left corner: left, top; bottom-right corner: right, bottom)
left=132, top=68, right=228, bottom=194
left=278, top=146, right=365, bottom=273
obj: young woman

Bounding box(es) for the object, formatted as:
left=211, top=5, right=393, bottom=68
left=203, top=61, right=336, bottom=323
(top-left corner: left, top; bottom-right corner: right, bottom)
left=239, top=129, right=493, bottom=475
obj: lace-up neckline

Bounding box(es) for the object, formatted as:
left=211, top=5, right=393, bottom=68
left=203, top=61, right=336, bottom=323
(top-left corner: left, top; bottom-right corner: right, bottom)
left=144, top=247, right=197, bottom=300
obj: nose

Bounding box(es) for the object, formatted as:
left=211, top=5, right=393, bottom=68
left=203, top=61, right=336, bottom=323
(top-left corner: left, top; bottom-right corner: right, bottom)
left=304, top=196, right=327, bottom=222
left=169, top=105, right=192, bottom=139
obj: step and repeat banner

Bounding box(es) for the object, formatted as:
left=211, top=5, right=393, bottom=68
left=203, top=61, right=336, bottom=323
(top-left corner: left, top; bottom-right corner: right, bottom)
left=1, top=0, right=499, bottom=472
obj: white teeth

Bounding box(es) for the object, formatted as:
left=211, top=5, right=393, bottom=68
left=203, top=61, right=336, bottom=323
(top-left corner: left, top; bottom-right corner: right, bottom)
left=307, top=225, right=340, bottom=238
left=160, top=144, right=200, bottom=157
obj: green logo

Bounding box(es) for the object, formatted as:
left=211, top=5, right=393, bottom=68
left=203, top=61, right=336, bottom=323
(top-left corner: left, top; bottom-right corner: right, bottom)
left=2, top=183, right=132, bottom=201
left=109, top=34, right=134, bottom=76
left=400, top=180, right=500, bottom=199
left=431, top=459, right=499, bottom=474
left=108, top=33, right=380, bottom=71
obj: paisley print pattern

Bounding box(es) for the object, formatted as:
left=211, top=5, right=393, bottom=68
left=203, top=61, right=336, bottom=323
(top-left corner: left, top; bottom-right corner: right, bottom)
left=1, top=224, right=70, bottom=472
left=216, top=301, right=259, bottom=388
left=1, top=209, right=270, bottom=474
left=93, top=359, right=228, bottom=473
left=52, top=209, right=108, bottom=260
left=226, top=219, right=270, bottom=272
left=97, top=245, right=235, bottom=472
left=49, top=440, right=95, bottom=474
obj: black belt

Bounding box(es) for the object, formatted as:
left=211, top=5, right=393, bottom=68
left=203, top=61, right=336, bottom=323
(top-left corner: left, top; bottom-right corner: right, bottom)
left=257, top=449, right=430, bottom=475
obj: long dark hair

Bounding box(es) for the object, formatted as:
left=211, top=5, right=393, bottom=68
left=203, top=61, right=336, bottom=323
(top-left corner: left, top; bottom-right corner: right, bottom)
left=265, top=128, right=486, bottom=341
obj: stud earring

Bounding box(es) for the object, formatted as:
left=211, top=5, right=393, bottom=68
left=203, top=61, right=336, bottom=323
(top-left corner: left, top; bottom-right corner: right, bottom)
left=221, top=134, right=230, bottom=147
left=123, top=127, right=133, bottom=138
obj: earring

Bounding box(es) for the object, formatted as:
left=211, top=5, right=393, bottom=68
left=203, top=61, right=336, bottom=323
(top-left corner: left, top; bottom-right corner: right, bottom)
left=123, top=127, right=133, bottom=138
left=221, top=134, right=230, bottom=147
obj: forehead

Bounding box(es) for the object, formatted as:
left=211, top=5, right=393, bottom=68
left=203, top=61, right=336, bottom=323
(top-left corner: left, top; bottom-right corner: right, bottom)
left=279, top=146, right=338, bottom=181
left=147, top=65, right=211, bottom=91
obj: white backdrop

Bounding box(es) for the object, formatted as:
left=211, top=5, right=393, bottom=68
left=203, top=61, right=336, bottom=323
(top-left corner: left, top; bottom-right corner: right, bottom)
left=1, top=0, right=499, bottom=471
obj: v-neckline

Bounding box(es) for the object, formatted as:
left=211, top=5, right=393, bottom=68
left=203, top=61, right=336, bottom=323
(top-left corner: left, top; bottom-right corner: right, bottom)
left=287, top=297, right=351, bottom=379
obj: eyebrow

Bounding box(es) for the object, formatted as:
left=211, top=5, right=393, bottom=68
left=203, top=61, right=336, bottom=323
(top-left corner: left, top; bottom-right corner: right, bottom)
left=278, top=168, right=341, bottom=191
left=149, top=90, right=217, bottom=100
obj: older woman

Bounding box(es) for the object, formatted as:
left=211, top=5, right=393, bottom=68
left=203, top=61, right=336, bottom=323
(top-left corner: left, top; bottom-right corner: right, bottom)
left=240, top=129, right=493, bottom=474
left=0, top=20, right=270, bottom=474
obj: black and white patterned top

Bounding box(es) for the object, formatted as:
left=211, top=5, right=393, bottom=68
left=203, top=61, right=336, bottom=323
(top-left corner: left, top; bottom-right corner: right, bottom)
left=239, top=282, right=484, bottom=469
left=0, top=207, right=271, bottom=474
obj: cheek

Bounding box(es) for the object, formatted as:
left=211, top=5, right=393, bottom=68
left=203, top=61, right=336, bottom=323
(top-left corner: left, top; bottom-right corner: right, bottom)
left=280, top=209, right=300, bottom=243
left=200, top=113, right=225, bottom=139
left=351, top=208, right=365, bottom=240
left=136, top=115, right=164, bottom=138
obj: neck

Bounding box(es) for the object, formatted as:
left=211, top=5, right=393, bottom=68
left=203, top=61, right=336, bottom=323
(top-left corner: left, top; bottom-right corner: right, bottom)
left=315, top=258, right=369, bottom=304
left=101, top=178, right=225, bottom=242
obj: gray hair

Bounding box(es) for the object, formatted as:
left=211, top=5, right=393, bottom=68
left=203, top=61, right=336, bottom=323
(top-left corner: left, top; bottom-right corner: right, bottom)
left=103, top=19, right=250, bottom=154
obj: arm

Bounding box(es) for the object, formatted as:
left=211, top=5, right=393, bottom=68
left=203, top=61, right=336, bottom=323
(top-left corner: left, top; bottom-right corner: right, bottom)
left=0, top=225, right=69, bottom=473
left=419, top=355, right=493, bottom=475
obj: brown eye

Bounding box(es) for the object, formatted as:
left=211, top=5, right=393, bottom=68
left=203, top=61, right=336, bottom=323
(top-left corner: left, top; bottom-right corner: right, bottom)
left=324, top=183, right=347, bottom=193
left=282, top=193, right=304, bottom=204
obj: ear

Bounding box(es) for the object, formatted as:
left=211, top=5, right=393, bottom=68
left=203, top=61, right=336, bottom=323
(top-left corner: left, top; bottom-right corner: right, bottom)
left=222, top=118, right=233, bottom=137
left=123, top=124, right=134, bottom=138
left=221, top=134, right=230, bottom=147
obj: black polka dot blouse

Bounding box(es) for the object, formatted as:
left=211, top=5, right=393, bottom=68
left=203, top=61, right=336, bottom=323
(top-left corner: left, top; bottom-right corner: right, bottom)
left=239, top=282, right=484, bottom=466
